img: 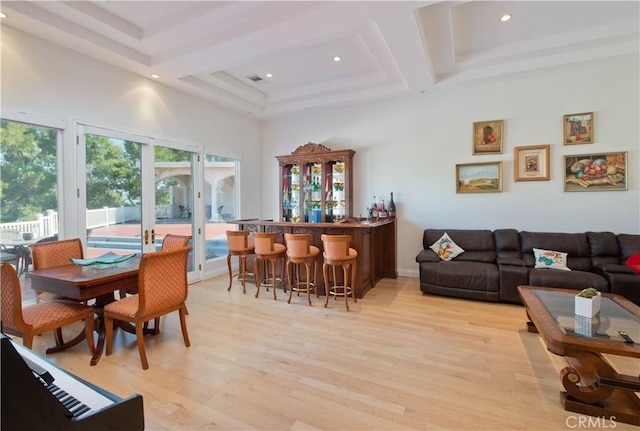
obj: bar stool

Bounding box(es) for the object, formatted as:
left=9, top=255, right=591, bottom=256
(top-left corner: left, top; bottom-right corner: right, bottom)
left=284, top=233, right=320, bottom=306
left=253, top=232, right=287, bottom=300
left=226, top=230, right=255, bottom=294
left=321, top=234, right=358, bottom=311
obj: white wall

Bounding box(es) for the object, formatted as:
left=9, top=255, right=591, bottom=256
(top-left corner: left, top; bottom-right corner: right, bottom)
left=262, top=55, right=640, bottom=276
left=1, top=26, right=263, bottom=221
left=4, top=26, right=638, bottom=279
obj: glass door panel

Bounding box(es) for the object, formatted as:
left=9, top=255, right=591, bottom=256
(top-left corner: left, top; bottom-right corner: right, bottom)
left=152, top=144, right=195, bottom=271
left=81, top=129, right=146, bottom=257
left=1, top=118, right=61, bottom=304
left=203, top=154, right=238, bottom=263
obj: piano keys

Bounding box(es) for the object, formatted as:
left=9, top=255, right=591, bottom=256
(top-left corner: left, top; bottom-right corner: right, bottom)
left=1, top=334, right=144, bottom=431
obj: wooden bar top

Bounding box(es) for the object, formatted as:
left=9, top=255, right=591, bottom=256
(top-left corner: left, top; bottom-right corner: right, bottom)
left=230, top=218, right=394, bottom=228
left=230, top=218, right=397, bottom=299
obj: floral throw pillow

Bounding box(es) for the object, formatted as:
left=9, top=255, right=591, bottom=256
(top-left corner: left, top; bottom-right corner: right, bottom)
left=430, top=232, right=465, bottom=261
left=533, top=248, right=570, bottom=271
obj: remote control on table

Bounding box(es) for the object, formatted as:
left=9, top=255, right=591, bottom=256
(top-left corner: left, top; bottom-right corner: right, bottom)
left=618, top=331, right=635, bottom=344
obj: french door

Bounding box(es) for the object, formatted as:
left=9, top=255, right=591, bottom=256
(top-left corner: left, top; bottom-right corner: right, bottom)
left=77, top=125, right=199, bottom=279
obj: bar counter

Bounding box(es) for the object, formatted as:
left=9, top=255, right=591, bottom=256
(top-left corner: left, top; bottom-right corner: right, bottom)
left=231, top=219, right=397, bottom=299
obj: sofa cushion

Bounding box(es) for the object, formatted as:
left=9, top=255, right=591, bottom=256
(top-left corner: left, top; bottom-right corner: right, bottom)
left=429, top=232, right=464, bottom=261
left=618, top=234, right=640, bottom=262
left=521, top=231, right=591, bottom=271
left=419, top=261, right=499, bottom=293
left=533, top=248, right=570, bottom=271
left=587, top=232, right=620, bottom=267
left=422, top=229, right=496, bottom=263
left=528, top=268, right=608, bottom=292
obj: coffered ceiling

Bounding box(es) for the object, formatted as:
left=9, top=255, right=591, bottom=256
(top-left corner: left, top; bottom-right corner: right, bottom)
left=2, top=1, right=638, bottom=118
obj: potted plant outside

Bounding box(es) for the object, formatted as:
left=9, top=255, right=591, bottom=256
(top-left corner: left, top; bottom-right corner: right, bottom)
left=575, top=287, right=601, bottom=317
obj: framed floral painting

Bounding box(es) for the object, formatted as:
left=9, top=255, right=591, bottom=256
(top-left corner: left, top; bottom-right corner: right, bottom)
left=514, top=145, right=550, bottom=181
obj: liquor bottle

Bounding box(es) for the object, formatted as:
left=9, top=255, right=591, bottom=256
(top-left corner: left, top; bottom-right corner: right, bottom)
left=370, top=196, right=378, bottom=220
left=379, top=199, right=387, bottom=218
left=388, top=192, right=396, bottom=218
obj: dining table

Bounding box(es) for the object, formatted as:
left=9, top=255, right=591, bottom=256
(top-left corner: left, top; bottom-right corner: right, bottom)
left=27, top=255, right=143, bottom=365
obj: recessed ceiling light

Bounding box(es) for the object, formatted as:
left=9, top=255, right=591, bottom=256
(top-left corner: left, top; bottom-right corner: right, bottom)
left=500, top=14, right=512, bottom=22
left=151, top=74, right=160, bottom=79
left=0, top=12, right=7, bottom=18
left=333, top=56, right=341, bottom=62
left=265, top=73, right=273, bottom=78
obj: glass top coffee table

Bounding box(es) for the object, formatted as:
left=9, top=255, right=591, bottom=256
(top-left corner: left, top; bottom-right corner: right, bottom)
left=518, top=286, right=639, bottom=426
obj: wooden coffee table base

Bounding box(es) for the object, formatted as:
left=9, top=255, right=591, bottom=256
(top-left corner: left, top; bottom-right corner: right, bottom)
left=558, top=349, right=640, bottom=426
left=519, top=286, right=640, bottom=427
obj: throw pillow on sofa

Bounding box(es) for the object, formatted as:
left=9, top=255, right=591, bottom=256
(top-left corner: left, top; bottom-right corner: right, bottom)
left=429, top=232, right=465, bottom=261
left=625, top=252, right=640, bottom=274
left=533, top=248, right=570, bottom=271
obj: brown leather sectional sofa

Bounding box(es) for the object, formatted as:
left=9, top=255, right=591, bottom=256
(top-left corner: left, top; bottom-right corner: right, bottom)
left=415, top=229, right=640, bottom=306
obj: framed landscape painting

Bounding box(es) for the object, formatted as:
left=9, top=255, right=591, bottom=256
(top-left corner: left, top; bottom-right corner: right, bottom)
left=456, top=161, right=503, bottom=193
left=514, top=145, right=550, bottom=181
left=564, top=152, right=627, bottom=192
left=473, top=120, right=503, bottom=155
left=563, top=112, right=594, bottom=145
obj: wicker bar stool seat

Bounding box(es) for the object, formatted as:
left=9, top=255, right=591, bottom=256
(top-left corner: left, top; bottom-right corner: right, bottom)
left=321, top=234, right=358, bottom=311
left=284, top=233, right=319, bottom=306
left=226, top=230, right=255, bottom=294
left=253, top=232, right=287, bottom=300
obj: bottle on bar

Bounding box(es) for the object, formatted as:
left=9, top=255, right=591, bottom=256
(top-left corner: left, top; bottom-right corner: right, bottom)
left=379, top=199, right=387, bottom=219
left=370, top=196, right=378, bottom=221
left=388, top=192, right=396, bottom=218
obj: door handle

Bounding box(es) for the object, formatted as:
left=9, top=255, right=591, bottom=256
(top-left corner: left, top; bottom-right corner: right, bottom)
left=144, top=229, right=149, bottom=245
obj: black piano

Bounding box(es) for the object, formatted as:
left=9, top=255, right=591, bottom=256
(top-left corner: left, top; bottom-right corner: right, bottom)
left=1, top=334, right=144, bottom=430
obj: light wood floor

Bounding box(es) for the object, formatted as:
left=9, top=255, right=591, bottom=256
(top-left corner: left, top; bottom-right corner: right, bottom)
left=20, top=276, right=640, bottom=431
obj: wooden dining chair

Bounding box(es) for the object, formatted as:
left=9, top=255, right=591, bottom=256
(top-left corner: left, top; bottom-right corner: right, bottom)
left=142, top=233, right=192, bottom=333
left=103, top=247, right=192, bottom=370
left=161, top=234, right=192, bottom=251
left=115, top=235, right=194, bottom=302
left=30, top=238, right=85, bottom=303
left=0, top=262, right=95, bottom=355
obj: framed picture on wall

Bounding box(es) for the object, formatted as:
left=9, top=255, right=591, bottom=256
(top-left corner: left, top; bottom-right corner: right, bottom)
left=456, top=161, right=503, bottom=193
left=514, top=145, right=550, bottom=181
left=563, top=112, right=594, bottom=145
left=564, top=152, right=627, bottom=192
left=473, top=120, right=503, bottom=155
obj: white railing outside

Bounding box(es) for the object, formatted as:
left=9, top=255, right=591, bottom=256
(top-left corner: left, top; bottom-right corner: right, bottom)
left=1, top=206, right=142, bottom=238
left=86, top=206, right=140, bottom=229
left=0, top=209, right=58, bottom=238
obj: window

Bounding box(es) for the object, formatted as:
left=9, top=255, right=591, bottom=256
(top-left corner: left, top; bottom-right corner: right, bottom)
left=204, top=154, right=237, bottom=260
left=1, top=119, right=61, bottom=302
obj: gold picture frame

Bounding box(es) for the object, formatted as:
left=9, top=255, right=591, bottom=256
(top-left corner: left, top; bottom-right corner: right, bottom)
left=563, top=112, right=594, bottom=145
left=456, top=161, right=503, bottom=193
left=564, top=152, right=627, bottom=192
left=473, top=120, right=503, bottom=155
left=514, top=145, right=550, bottom=181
